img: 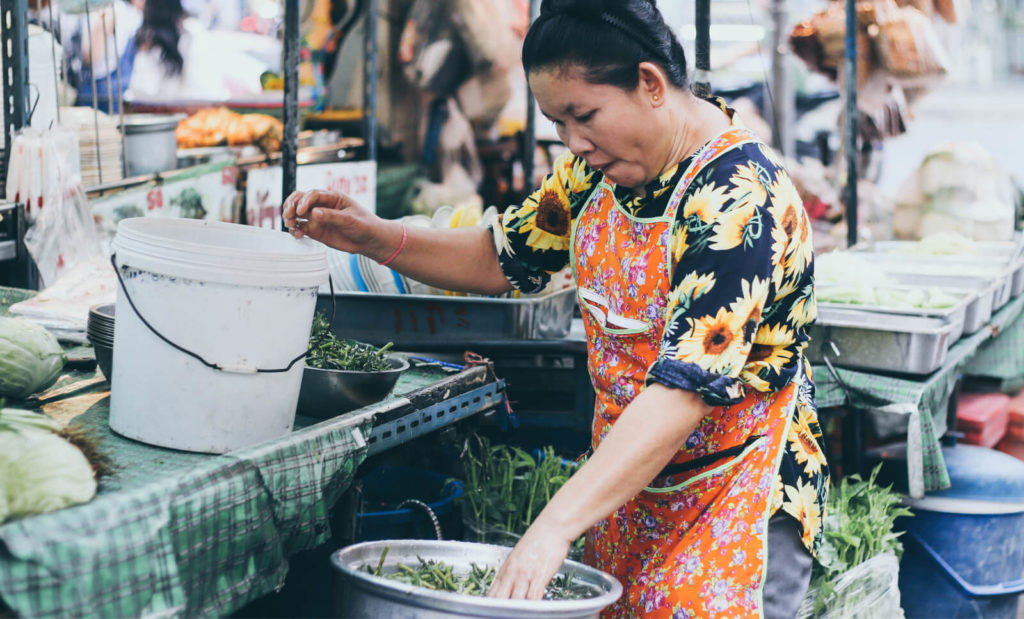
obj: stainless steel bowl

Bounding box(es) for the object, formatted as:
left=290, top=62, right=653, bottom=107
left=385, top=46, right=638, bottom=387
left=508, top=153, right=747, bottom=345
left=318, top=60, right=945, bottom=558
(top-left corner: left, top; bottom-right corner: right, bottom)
left=332, top=539, right=622, bottom=619
left=297, top=355, right=409, bottom=418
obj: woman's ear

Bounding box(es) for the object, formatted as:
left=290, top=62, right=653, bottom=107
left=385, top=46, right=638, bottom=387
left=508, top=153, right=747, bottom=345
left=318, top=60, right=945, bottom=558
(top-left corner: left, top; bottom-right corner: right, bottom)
left=638, top=61, right=668, bottom=107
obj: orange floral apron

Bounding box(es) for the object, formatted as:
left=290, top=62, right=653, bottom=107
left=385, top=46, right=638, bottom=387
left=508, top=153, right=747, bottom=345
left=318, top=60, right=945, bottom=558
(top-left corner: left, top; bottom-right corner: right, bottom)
left=573, top=127, right=799, bottom=618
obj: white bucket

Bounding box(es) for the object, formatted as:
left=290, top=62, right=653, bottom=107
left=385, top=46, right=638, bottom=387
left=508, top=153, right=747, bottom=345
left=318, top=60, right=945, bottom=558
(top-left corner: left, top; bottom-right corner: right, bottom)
left=109, top=218, right=329, bottom=453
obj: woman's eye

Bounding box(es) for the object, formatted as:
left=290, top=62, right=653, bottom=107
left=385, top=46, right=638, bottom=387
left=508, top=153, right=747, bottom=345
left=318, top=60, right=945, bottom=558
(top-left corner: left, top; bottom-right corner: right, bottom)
left=576, top=111, right=595, bottom=123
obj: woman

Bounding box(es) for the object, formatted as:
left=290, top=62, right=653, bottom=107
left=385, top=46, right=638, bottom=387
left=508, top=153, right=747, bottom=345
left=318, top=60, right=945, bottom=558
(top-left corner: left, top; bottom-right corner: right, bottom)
left=285, top=1, right=828, bottom=616
left=127, top=0, right=264, bottom=101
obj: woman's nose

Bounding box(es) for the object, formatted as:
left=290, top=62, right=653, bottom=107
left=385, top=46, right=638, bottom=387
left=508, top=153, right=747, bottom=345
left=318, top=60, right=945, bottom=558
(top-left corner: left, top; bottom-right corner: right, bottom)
left=565, top=129, right=594, bottom=156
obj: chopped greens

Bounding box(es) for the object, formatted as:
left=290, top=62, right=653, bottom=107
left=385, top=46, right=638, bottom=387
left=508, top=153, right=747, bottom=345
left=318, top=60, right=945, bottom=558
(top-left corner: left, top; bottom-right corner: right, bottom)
left=306, top=313, right=394, bottom=372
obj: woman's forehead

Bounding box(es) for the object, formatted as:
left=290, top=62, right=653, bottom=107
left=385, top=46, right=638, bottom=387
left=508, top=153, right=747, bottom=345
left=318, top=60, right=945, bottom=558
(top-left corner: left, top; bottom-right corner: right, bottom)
left=529, top=67, right=615, bottom=112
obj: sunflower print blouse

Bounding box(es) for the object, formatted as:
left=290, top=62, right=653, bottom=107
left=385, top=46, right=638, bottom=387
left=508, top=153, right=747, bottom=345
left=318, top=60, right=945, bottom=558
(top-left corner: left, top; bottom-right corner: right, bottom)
left=493, top=106, right=828, bottom=555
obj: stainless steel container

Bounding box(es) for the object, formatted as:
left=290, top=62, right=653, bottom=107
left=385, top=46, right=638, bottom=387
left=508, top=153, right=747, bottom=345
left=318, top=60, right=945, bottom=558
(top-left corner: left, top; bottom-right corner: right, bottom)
left=297, top=354, right=409, bottom=418
left=122, top=114, right=183, bottom=176
left=816, top=285, right=973, bottom=343
left=332, top=540, right=622, bottom=618
left=807, top=308, right=958, bottom=375
left=315, top=287, right=577, bottom=347
left=884, top=275, right=997, bottom=335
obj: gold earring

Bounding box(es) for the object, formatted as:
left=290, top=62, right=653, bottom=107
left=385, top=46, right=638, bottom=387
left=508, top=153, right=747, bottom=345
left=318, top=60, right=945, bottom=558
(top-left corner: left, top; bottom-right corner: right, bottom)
left=653, top=95, right=660, bottom=102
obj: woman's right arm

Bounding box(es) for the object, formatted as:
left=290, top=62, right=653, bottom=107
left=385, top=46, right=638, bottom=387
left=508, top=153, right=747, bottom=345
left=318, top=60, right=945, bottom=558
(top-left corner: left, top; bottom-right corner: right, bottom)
left=283, top=190, right=513, bottom=296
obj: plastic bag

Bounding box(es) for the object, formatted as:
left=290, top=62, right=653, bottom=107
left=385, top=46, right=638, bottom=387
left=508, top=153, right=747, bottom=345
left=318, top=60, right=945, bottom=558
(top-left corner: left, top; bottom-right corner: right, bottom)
left=797, top=551, right=904, bottom=618
left=892, top=141, right=1016, bottom=241
left=5, top=127, right=102, bottom=287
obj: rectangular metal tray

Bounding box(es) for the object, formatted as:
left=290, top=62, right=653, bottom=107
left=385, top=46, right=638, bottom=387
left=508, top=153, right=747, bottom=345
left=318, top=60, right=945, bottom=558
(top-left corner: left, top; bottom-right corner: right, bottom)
left=315, top=287, right=577, bottom=347
left=816, top=285, right=972, bottom=343
left=883, top=274, right=996, bottom=335
left=807, top=307, right=958, bottom=375
left=855, top=252, right=1015, bottom=311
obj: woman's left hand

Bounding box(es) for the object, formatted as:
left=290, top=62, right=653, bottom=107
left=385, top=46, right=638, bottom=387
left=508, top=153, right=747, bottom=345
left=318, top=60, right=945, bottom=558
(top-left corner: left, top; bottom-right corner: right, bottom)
left=487, top=519, right=572, bottom=600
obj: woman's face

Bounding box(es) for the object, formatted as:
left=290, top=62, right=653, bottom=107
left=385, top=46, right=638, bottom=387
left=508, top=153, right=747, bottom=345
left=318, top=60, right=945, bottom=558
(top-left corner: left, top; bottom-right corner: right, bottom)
left=529, top=66, right=657, bottom=189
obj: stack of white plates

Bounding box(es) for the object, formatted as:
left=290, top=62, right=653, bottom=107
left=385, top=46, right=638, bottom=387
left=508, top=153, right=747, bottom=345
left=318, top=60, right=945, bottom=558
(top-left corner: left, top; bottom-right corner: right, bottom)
left=60, top=106, right=123, bottom=187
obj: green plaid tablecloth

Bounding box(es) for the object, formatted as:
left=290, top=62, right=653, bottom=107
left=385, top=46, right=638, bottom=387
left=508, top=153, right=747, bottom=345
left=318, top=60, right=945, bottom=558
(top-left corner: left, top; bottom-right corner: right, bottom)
left=0, top=286, right=499, bottom=617
left=814, top=293, right=1024, bottom=497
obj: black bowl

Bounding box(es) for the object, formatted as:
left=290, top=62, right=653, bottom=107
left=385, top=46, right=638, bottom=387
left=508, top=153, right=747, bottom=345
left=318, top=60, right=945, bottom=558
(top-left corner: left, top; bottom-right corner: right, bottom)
left=93, top=341, right=113, bottom=381
left=297, top=355, right=409, bottom=419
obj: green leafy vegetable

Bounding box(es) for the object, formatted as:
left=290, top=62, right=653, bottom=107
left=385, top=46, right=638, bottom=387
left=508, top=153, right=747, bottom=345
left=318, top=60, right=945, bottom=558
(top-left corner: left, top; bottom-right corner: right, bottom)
left=360, top=547, right=596, bottom=600
left=0, top=316, right=66, bottom=399
left=458, top=435, right=584, bottom=555
left=0, top=408, right=97, bottom=523
left=809, top=466, right=913, bottom=614
left=306, top=313, right=394, bottom=372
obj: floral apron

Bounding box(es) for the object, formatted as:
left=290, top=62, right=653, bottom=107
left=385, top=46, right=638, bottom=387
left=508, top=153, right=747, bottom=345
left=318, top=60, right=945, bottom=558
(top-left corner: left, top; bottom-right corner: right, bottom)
left=572, top=125, right=799, bottom=618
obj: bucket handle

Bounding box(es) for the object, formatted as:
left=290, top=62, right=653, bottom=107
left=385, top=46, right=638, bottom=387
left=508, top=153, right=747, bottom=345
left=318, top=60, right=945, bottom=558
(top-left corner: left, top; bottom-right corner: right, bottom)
left=906, top=529, right=1024, bottom=598
left=396, top=499, right=443, bottom=541
left=110, top=253, right=336, bottom=374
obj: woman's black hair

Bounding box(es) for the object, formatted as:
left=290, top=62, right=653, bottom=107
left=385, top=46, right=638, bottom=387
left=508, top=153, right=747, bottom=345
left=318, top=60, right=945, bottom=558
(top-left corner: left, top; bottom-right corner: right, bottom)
left=135, top=0, right=185, bottom=76
left=522, top=0, right=688, bottom=92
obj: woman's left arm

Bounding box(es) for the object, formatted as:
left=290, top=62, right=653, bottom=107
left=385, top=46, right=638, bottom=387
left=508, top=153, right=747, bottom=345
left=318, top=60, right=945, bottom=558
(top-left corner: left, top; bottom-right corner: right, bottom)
left=488, top=383, right=711, bottom=600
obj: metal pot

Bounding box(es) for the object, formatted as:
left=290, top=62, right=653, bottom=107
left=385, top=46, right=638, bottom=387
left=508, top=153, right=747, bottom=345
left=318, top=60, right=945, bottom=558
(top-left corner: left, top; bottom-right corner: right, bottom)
left=331, top=540, right=622, bottom=618
left=297, top=354, right=409, bottom=418
left=121, top=114, right=183, bottom=177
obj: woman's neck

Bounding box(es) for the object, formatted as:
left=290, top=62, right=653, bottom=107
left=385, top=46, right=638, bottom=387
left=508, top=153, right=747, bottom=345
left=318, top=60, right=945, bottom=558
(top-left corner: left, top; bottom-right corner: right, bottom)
left=633, top=93, right=729, bottom=197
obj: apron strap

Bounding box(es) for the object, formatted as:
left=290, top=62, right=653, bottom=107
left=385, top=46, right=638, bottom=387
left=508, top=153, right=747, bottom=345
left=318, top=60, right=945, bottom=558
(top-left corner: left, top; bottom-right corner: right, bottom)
left=663, top=126, right=759, bottom=221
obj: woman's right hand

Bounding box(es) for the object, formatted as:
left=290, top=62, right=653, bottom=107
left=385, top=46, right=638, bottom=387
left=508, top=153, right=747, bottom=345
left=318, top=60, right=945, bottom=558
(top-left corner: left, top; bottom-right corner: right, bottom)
left=282, top=189, right=400, bottom=261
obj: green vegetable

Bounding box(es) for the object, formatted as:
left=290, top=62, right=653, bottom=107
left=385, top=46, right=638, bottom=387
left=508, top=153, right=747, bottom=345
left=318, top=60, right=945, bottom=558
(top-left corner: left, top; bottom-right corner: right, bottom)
left=0, top=317, right=66, bottom=399
left=0, top=408, right=97, bottom=523
left=360, top=548, right=596, bottom=600
left=306, top=313, right=393, bottom=372
left=809, top=466, right=913, bottom=614
left=458, top=435, right=584, bottom=555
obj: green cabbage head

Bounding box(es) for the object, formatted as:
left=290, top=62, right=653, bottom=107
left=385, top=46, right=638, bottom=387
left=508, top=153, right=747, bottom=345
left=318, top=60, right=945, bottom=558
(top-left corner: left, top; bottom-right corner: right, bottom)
left=0, top=410, right=96, bottom=523
left=0, top=317, right=66, bottom=399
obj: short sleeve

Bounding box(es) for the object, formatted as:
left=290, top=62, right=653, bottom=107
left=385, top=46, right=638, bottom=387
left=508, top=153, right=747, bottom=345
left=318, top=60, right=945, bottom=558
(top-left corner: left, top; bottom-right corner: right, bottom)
left=647, top=153, right=784, bottom=406
left=492, top=151, right=598, bottom=293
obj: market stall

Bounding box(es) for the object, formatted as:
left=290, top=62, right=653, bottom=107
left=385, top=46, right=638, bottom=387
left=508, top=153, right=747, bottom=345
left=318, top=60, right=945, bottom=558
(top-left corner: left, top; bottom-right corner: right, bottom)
left=0, top=285, right=505, bottom=617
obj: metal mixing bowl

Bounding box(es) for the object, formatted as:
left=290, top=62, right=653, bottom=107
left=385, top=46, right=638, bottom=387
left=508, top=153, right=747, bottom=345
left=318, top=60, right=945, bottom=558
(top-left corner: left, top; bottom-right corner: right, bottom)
left=297, top=355, right=409, bottom=418
left=332, top=539, right=622, bottom=619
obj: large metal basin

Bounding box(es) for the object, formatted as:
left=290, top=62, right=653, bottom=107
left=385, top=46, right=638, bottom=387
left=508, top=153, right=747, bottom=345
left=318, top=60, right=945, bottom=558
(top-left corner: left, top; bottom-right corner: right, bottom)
left=332, top=539, right=622, bottom=618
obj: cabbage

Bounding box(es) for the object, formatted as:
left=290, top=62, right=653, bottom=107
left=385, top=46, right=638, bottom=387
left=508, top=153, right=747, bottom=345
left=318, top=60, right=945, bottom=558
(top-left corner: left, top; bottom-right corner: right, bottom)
left=0, top=316, right=66, bottom=399
left=0, top=409, right=97, bottom=523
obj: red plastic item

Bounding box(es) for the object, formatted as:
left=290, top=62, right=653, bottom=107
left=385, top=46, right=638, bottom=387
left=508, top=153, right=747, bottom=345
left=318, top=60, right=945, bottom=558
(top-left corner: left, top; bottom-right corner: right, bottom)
left=997, top=390, right=1024, bottom=461
left=957, top=392, right=1011, bottom=448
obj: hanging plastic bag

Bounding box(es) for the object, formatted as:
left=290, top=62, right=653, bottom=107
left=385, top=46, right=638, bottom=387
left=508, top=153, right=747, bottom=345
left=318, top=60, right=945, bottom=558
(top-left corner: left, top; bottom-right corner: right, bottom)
left=5, top=126, right=102, bottom=287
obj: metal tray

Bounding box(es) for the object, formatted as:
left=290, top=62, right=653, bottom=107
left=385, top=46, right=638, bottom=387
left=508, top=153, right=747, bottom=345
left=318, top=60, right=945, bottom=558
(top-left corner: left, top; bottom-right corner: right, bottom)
left=807, top=307, right=958, bottom=375
left=855, top=252, right=1015, bottom=311
left=816, top=285, right=972, bottom=343
left=315, top=287, right=577, bottom=347
left=884, top=274, right=997, bottom=335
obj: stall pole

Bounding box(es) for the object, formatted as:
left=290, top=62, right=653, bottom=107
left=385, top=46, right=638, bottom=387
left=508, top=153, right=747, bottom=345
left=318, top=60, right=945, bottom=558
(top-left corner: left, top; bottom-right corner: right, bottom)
left=694, top=0, right=711, bottom=97
left=843, top=0, right=858, bottom=248
left=282, top=0, right=300, bottom=220
left=38, top=0, right=61, bottom=124
left=522, top=0, right=539, bottom=192
left=1, top=0, right=30, bottom=191
left=770, top=0, right=794, bottom=158
left=83, top=0, right=106, bottom=184
left=362, top=0, right=378, bottom=163
left=111, top=9, right=127, bottom=177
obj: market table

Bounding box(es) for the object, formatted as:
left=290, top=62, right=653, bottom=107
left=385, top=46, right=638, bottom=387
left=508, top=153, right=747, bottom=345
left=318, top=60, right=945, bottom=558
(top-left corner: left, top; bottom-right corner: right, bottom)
left=0, top=289, right=505, bottom=618
left=813, top=292, right=1024, bottom=497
